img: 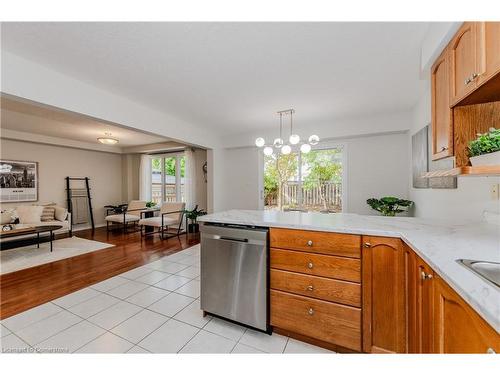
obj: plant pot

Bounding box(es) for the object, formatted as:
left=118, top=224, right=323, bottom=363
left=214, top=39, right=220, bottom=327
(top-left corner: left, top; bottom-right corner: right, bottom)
left=188, top=223, right=199, bottom=233
left=469, top=150, right=500, bottom=166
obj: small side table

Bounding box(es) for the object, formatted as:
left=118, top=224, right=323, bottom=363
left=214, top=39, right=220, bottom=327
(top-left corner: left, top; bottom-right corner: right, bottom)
left=34, top=225, right=63, bottom=252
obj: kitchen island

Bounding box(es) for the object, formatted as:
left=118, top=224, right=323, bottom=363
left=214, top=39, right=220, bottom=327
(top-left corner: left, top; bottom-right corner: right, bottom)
left=199, top=210, right=500, bottom=353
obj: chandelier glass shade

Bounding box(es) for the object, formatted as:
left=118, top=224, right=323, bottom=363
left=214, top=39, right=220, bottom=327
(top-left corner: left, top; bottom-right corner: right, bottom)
left=255, top=109, right=319, bottom=155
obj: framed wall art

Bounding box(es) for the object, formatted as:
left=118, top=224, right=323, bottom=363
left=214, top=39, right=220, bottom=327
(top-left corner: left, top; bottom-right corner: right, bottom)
left=0, top=160, right=38, bottom=203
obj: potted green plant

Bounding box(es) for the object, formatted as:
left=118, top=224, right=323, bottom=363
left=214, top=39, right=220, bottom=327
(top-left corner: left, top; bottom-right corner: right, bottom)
left=468, top=128, right=500, bottom=166
left=145, top=201, right=157, bottom=209
left=366, top=196, right=414, bottom=217
left=184, top=205, right=207, bottom=233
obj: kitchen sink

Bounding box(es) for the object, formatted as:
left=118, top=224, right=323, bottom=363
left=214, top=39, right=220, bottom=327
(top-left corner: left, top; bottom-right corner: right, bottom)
left=457, top=259, right=500, bottom=288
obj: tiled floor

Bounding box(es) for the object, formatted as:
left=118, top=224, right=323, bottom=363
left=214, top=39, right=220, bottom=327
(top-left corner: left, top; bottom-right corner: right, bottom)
left=0, top=244, right=333, bottom=354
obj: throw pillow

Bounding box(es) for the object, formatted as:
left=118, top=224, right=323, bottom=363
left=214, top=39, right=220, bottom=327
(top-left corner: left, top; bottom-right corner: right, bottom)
left=41, top=206, right=56, bottom=221
left=54, top=206, right=68, bottom=221
left=16, top=206, right=44, bottom=224
left=1, top=210, right=14, bottom=225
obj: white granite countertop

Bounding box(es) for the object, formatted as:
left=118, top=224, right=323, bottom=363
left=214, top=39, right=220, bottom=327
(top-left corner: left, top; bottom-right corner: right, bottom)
left=199, top=210, right=500, bottom=333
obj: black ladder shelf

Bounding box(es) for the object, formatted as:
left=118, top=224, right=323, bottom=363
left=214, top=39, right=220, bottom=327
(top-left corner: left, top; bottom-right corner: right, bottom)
left=65, top=176, right=95, bottom=233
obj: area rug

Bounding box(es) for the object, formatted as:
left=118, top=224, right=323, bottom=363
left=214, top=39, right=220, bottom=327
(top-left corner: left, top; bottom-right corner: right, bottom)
left=0, top=236, right=115, bottom=275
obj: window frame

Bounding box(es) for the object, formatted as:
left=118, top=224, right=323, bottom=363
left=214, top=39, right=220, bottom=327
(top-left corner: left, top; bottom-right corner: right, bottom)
left=150, top=151, right=185, bottom=204
left=261, top=142, right=347, bottom=212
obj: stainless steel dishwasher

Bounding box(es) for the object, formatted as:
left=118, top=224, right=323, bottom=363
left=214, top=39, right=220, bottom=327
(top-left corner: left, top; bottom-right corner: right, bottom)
left=200, top=222, right=269, bottom=332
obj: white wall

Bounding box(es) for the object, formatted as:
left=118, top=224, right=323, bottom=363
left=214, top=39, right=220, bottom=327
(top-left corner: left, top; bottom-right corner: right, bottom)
left=409, top=81, right=500, bottom=221
left=0, top=139, right=123, bottom=228
left=193, top=149, right=208, bottom=210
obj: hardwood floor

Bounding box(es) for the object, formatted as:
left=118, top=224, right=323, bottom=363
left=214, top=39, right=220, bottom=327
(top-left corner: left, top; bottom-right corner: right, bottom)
left=0, top=227, right=200, bottom=319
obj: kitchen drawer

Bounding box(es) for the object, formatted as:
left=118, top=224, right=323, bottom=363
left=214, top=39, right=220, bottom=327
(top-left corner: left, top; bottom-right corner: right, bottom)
left=271, top=269, right=361, bottom=307
left=271, top=248, right=361, bottom=283
left=270, top=228, right=361, bottom=258
left=271, top=289, right=361, bottom=351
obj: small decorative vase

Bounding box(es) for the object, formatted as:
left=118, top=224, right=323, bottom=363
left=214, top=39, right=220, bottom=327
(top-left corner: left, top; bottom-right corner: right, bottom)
left=469, top=150, right=500, bottom=166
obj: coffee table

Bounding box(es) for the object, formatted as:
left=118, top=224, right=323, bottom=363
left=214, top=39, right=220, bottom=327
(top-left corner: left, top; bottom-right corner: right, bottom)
left=0, top=225, right=62, bottom=252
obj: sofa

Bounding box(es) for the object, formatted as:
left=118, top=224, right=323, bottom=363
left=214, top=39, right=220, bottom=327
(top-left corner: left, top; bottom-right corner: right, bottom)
left=0, top=204, right=71, bottom=243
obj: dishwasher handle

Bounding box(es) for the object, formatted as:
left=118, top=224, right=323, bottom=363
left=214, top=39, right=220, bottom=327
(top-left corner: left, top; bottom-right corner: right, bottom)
left=214, top=235, right=249, bottom=243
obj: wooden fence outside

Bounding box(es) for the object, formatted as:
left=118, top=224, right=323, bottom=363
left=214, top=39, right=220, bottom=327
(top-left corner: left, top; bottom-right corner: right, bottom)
left=266, top=182, right=342, bottom=209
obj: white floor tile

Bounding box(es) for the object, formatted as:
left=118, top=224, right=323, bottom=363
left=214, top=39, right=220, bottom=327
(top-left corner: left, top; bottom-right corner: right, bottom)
left=178, top=246, right=200, bottom=256
left=284, top=338, right=334, bottom=353
left=143, top=259, right=165, bottom=270
left=239, top=330, right=288, bottom=353
left=1, top=334, right=31, bottom=353
left=154, top=274, right=191, bottom=291
left=75, top=332, right=134, bottom=353
left=165, top=252, right=190, bottom=262
left=174, top=256, right=200, bottom=266
left=180, top=330, right=236, bottom=353
left=68, top=293, right=120, bottom=319
left=148, top=292, right=194, bottom=317
left=150, top=261, right=189, bottom=274
left=231, top=343, right=265, bottom=353
left=126, top=286, right=170, bottom=308
left=87, top=301, right=142, bottom=330
left=106, top=280, right=149, bottom=299
left=1, top=302, right=62, bottom=332
left=37, top=321, right=105, bottom=353
left=16, top=310, right=81, bottom=346
left=175, top=265, right=200, bottom=279
left=90, top=275, right=129, bottom=292
left=175, top=279, right=200, bottom=298
left=52, top=288, right=101, bottom=309
left=173, top=300, right=211, bottom=328
left=138, top=319, right=199, bottom=353
left=1, top=323, right=12, bottom=338
left=203, top=317, right=246, bottom=341
left=111, top=309, right=168, bottom=344
left=127, top=345, right=150, bottom=353
left=119, top=266, right=155, bottom=280
left=135, top=270, right=171, bottom=285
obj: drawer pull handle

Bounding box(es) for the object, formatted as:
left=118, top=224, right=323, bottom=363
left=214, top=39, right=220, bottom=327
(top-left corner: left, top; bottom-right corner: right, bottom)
left=307, top=240, right=313, bottom=247
left=307, top=285, right=314, bottom=291
left=308, top=308, right=314, bottom=315
left=364, top=242, right=371, bottom=248
left=307, top=262, right=314, bottom=269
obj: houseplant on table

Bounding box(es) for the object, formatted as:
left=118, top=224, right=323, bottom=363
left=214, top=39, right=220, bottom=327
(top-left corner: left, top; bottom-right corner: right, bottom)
left=367, top=196, right=414, bottom=217
left=184, top=205, right=207, bottom=233
left=468, top=128, right=500, bottom=166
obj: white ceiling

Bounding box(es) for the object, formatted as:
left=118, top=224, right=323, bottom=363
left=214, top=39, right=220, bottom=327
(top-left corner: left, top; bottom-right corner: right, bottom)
left=1, top=22, right=430, bottom=136
left=0, top=96, right=169, bottom=147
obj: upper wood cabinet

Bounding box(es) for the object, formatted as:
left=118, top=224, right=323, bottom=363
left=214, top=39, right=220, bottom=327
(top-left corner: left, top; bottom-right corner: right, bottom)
left=431, top=50, right=453, bottom=160
left=362, top=236, right=406, bottom=353
left=450, top=22, right=481, bottom=104
left=477, top=22, right=500, bottom=85
left=433, top=275, right=500, bottom=353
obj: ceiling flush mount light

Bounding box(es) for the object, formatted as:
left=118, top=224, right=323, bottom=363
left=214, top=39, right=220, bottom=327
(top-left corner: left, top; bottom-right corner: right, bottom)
left=255, top=109, right=320, bottom=155
left=97, top=132, right=119, bottom=145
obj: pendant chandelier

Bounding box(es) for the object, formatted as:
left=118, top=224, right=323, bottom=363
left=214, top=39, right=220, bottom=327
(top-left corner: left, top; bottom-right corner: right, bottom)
left=255, top=109, right=319, bottom=156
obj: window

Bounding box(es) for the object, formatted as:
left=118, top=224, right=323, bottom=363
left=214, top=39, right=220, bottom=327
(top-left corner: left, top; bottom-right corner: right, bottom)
left=264, top=147, right=344, bottom=212
left=150, top=153, right=185, bottom=204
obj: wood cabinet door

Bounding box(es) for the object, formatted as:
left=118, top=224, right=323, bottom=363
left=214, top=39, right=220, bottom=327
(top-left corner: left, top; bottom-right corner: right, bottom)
left=414, top=255, right=434, bottom=353
left=433, top=276, right=500, bottom=353
left=450, top=22, right=479, bottom=103
left=477, top=22, right=500, bottom=85
left=431, top=50, right=453, bottom=160
left=362, top=236, right=406, bottom=353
